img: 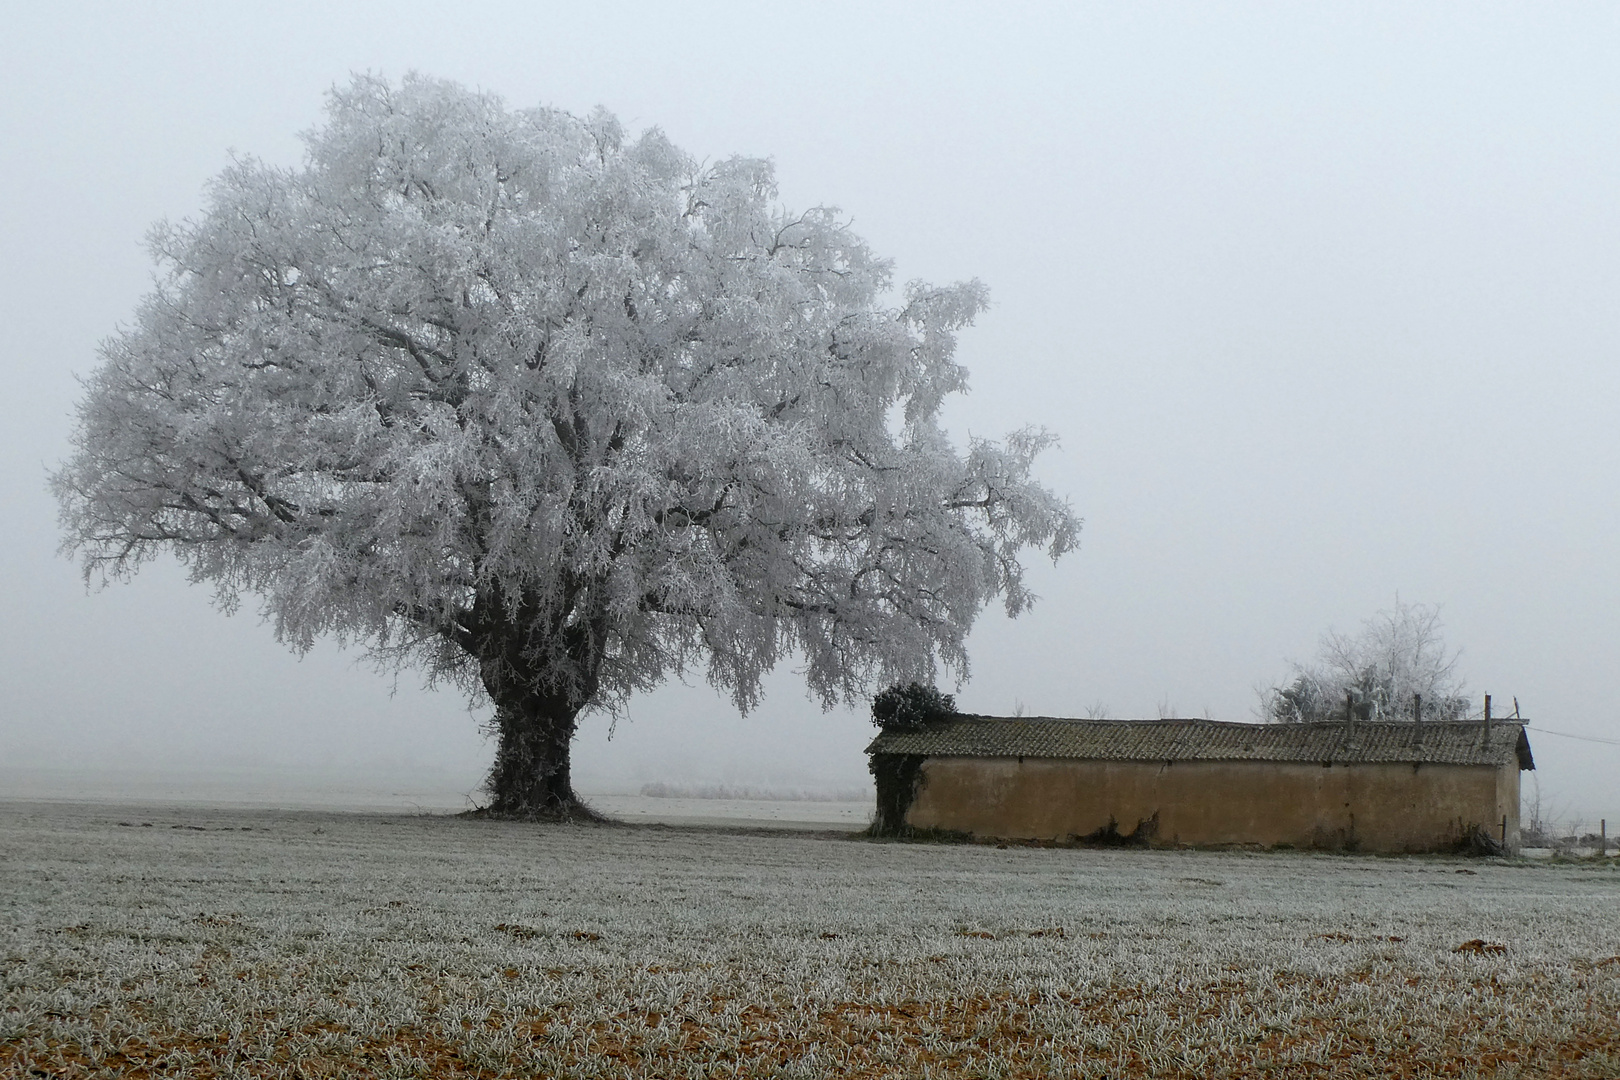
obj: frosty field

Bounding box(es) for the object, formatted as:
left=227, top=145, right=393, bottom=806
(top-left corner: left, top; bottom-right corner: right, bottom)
left=3, top=801, right=1617, bottom=1078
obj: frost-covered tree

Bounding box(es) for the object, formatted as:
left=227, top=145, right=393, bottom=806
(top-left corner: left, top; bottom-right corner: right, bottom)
left=54, top=75, right=1080, bottom=818
left=1264, top=601, right=1470, bottom=724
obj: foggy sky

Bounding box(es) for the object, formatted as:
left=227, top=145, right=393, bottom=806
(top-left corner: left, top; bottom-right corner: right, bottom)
left=3, top=3, right=1616, bottom=821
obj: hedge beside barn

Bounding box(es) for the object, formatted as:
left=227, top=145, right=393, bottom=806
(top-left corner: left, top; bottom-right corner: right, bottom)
left=866, top=717, right=1533, bottom=853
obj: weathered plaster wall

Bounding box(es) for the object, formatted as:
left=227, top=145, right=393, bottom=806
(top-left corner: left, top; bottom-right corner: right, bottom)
left=1495, top=758, right=1522, bottom=849
left=905, top=757, right=1516, bottom=852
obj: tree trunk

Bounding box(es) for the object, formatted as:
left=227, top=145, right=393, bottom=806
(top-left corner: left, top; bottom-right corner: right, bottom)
left=470, top=591, right=608, bottom=821
left=483, top=694, right=590, bottom=817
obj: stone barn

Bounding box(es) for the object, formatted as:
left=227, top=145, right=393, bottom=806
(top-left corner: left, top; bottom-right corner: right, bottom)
left=867, top=716, right=1534, bottom=853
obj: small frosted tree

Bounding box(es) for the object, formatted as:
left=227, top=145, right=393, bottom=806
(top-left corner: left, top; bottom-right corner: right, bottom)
left=1264, top=601, right=1469, bottom=723
left=54, top=75, right=1080, bottom=818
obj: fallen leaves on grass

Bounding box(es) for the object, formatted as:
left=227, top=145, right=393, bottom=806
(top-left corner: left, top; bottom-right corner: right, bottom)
left=7, top=977, right=1618, bottom=1080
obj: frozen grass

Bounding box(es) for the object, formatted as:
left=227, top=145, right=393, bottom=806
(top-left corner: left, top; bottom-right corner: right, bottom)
left=587, top=793, right=873, bottom=830
left=637, top=782, right=872, bottom=803
left=3, top=801, right=1618, bottom=1078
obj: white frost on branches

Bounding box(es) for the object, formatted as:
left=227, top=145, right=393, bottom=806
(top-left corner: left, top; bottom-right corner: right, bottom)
left=1264, top=601, right=1470, bottom=723
left=55, top=74, right=1080, bottom=724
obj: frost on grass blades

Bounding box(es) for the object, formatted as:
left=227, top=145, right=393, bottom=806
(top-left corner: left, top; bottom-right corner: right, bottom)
left=4, top=803, right=1619, bottom=1078
left=638, top=782, right=870, bottom=802
left=52, top=74, right=1079, bottom=820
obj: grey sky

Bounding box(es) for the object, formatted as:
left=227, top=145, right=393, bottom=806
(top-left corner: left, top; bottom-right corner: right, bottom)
left=3, top=3, right=1616, bottom=819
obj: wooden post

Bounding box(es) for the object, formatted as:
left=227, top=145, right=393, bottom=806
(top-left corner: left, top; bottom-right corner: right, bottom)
left=1603, top=819, right=1608, bottom=857
left=1414, top=692, right=1422, bottom=724
left=1501, top=815, right=1507, bottom=848
left=1484, top=693, right=1492, bottom=736
left=1346, top=691, right=1355, bottom=733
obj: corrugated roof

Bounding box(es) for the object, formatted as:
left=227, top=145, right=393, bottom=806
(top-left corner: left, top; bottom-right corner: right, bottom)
left=866, top=716, right=1534, bottom=769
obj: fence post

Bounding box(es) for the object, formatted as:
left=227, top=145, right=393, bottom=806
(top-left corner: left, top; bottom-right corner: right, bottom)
left=1603, top=819, right=1608, bottom=857
left=1501, top=814, right=1507, bottom=849
left=1483, top=694, right=1492, bottom=737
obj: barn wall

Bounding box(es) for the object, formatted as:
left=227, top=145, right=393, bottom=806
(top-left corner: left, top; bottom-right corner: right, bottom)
left=1495, top=760, right=1522, bottom=850
left=904, top=757, right=1513, bottom=853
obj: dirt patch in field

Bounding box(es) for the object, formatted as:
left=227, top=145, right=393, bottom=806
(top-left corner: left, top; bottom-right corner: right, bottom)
left=6, top=974, right=1618, bottom=1079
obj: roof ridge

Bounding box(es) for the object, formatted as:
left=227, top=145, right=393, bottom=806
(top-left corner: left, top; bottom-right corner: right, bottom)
left=868, top=713, right=1531, bottom=768
left=954, top=714, right=1526, bottom=729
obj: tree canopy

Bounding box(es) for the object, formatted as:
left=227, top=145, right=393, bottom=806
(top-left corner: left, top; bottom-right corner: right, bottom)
left=870, top=682, right=958, bottom=732
left=1264, top=601, right=1470, bottom=724
left=55, top=74, right=1080, bottom=816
